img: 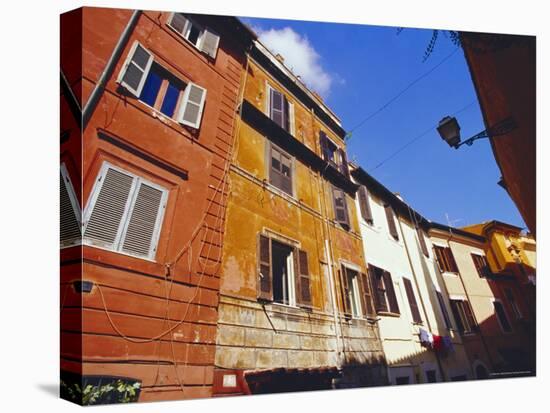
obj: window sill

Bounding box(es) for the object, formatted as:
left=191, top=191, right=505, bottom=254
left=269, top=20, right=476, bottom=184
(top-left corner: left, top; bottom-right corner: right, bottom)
left=442, top=271, right=459, bottom=277
left=266, top=180, right=295, bottom=200
left=82, top=242, right=157, bottom=263
left=377, top=311, right=401, bottom=318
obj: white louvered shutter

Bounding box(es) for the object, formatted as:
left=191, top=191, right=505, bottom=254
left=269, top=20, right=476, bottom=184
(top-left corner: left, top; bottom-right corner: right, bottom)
left=84, top=167, right=135, bottom=250
left=169, top=13, right=189, bottom=35
left=120, top=182, right=166, bottom=259
left=200, top=28, right=220, bottom=58
left=177, top=83, right=207, bottom=128
left=117, top=41, right=154, bottom=97
left=60, top=164, right=81, bottom=248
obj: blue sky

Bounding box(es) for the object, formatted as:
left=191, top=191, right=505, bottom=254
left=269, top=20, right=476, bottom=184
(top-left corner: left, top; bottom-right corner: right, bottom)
left=242, top=16, right=526, bottom=229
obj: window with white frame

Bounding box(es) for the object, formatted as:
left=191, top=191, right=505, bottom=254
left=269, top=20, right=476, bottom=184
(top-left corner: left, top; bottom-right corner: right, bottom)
left=167, top=13, right=220, bottom=58
left=117, top=41, right=207, bottom=129
left=344, top=266, right=362, bottom=318
left=60, top=163, right=81, bottom=248
left=266, top=84, right=295, bottom=135
left=83, top=162, right=168, bottom=261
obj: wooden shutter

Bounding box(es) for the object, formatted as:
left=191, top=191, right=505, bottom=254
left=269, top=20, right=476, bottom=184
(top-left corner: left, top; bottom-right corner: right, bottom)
left=168, top=13, right=189, bottom=35
left=385, top=205, right=399, bottom=240
left=493, top=301, right=512, bottom=332
left=199, top=28, right=220, bottom=58
left=433, top=246, right=447, bottom=272
left=472, top=254, right=489, bottom=277
left=178, top=82, right=207, bottom=128
left=445, top=248, right=459, bottom=273
left=358, top=185, right=373, bottom=224
left=269, top=145, right=293, bottom=196
left=359, top=272, right=375, bottom=317
left=117, top=41, right=153, bottom=97
left=369, top=265, right=387, bottom=313
left=332, top=187, right=350, bottom=227
left=463, top=301, right=478, bottom=331
left=269, top=145, right=282, bottom=190
left=403, top=278, right=422, bottom=323
left=294, top=249, right=312, bottom=307
left=257, top=234, right=273, bottom=301
left=84, top=167, right=135, bottom=249
left=319, top=131, right=329, bottom=160
left=120, top=182, right=165, bottom=259
left=280, top=153, right=293, bottom=195
left=338, top=148, right=350, bottom=179
left=449, top=300, right=465, bottom=333
left=417, top=227, right=429, bottom=257
left=339, top=266, right=351, bottom=315
left=436, top=291, right=452, bottom=329
left=383, top=271, right=400, bottom=314
left=60, top=165, right=81, bottom=248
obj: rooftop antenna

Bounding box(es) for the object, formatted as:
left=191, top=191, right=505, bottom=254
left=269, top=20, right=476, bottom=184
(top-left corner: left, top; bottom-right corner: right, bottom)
left=445, top=212, right=463, bottom=227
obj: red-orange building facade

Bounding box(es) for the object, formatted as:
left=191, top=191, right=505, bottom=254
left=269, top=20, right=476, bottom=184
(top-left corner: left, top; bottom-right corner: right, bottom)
left=60, top=7, right=254, bottom=403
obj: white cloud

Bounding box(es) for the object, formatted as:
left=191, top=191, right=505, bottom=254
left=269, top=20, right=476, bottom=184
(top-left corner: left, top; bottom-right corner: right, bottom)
left=255, top=27, right=336, bottom=97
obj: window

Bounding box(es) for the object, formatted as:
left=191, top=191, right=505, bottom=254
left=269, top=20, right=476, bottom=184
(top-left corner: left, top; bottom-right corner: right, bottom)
left=139, top=62, right=185, bottom=118
left=83, top=162, right=168, bottom=261
left=167, top=13, right=220, bottom=58
left=504, top=288, right=522, bottom=319
left=117, top=41, right=207, bottom=129
left=384, top=204, right=399, bottom=240
left=267, top=85, right=294, bottom=135
left=471, top=253, right=490, bottom=277
left=60, top=163, right=81, bottom=248
left=269, top=143, right=293, bottom=196
left=436, top=291, right=452, bottom=329
left=340, top=265, right=375, bottom=318
left=395, top=376, right=410, bottom=385
left=319, top=131, right=350, bottom=178
left=433, top=245, right=459, bottom=273
left=368, top=264, right=400, bottom=314
left=403, top=277, right=422, bottom=323
left=332, top=186, right=350, bottom=228
left=449, top=298, right=477, bottom=334
left=357, top=185, right=374, bottom=225
left=493, top=300, right=512, bottom=333
left=257, top=234, right=311, bottom=307
left=425, top=370, right=437, bottom=383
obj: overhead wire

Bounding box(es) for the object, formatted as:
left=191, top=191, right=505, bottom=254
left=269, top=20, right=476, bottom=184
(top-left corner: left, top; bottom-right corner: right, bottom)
left=370, top=99, right=477, bottom=171
left=347, top=46, right=460, bottom=136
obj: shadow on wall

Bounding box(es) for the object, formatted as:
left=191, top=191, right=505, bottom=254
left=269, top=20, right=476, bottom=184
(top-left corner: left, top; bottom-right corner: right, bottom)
left=244, top=355, right=389, bottom=394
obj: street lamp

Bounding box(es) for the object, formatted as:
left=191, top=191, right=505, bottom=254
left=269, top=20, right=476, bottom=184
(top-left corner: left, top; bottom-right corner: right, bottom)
left=437, top=116, right=517, bottom=149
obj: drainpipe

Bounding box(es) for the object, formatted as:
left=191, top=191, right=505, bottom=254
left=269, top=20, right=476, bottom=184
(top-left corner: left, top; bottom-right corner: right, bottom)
left=60, top=70, right=82, bottom=129
left=82, top=10, right=142, bottom=129
left=396, top=216, right=446, bottom=382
